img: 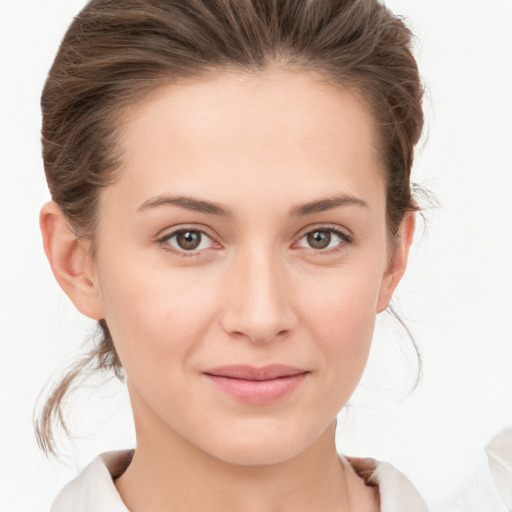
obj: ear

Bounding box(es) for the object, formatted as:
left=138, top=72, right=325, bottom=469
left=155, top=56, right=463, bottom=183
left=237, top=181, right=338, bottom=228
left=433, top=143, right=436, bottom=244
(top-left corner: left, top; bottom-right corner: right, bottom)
left=376, top=212, right=415, bottom=313
left=40, top=201, right=104, bottom=319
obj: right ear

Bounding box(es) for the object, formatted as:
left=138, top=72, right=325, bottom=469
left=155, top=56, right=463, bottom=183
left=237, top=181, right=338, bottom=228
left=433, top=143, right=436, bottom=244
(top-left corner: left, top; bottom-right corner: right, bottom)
left=40, top=201, right=104, bottom=320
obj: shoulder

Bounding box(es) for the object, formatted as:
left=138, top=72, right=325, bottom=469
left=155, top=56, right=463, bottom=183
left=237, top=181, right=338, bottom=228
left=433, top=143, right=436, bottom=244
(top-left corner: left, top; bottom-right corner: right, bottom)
left=51, top=451, right=132, bottom=512
left=50, top=433, right=512, bottom=512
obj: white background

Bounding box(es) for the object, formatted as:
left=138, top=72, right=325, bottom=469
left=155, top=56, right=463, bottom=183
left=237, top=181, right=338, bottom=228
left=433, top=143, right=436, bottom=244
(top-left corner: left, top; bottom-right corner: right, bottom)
left=1, top=1, right=511, bottom=510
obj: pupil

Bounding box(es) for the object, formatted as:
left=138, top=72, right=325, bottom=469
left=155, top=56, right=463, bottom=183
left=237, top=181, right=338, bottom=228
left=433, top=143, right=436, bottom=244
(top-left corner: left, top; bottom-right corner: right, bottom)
left=307, top=230, right=331, bottom=249
left=177, top=230, right=201, bottom=250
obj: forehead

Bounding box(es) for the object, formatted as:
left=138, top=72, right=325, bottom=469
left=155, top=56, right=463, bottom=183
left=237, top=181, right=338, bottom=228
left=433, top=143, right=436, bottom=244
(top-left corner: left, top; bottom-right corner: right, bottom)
left=111, top=68, right=385, bottom=214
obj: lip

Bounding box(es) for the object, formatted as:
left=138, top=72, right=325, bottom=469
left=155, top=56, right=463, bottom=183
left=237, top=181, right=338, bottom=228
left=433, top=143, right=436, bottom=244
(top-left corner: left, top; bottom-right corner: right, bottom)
left=203, top=365, right=309, bottom=404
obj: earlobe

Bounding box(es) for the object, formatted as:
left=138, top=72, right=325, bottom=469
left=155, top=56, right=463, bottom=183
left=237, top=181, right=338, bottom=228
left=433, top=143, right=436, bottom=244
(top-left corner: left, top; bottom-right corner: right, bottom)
left=376, top=212, right=415, bottom=313
left=40, top=201, right=104, bottom=320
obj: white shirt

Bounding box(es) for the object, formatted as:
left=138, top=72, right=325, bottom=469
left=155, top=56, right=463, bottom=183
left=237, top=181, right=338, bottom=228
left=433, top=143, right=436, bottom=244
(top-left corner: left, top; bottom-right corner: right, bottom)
left=51, top=450, right=429, bottom=512
left=432, top=428, right=512, bottom=512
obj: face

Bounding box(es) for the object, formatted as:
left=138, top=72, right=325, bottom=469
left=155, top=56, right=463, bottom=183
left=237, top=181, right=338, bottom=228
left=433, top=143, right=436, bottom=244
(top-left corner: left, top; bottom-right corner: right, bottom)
left=86, top=69, right=408, bottom=465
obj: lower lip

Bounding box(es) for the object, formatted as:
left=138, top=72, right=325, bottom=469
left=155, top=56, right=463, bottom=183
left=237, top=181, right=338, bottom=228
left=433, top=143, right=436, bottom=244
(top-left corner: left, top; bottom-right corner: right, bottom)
left=204, top=373, right=308, bottom=404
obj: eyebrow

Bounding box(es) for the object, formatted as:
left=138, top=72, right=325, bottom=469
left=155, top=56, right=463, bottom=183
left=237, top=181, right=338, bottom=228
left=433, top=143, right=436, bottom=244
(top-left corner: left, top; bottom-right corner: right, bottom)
left=137, top=195, right=232, bottom=216
left=290, top=195, right=368, bottom=216
left=136, top=193, right=367, bottom=216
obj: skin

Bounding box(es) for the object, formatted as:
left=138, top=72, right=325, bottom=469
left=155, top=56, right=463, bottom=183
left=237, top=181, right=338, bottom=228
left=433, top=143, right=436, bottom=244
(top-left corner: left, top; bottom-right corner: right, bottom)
left=41, top=68, right=414, bottom=512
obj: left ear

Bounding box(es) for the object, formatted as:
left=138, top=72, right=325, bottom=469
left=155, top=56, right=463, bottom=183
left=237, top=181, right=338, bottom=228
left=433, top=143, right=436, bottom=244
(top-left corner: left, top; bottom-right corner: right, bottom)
left=376, top=212, right=415, bottom=313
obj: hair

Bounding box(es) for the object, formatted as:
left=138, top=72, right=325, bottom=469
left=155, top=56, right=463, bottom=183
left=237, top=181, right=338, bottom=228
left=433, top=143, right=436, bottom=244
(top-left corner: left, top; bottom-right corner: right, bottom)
left=36, top=0, right=424, bottom=455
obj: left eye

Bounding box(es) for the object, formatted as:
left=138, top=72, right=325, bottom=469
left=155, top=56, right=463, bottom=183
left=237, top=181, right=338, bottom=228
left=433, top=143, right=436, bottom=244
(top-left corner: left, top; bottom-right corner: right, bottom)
left=162, top=229, right=214, bottom=252
left=297, top=228, right=347, bottom=250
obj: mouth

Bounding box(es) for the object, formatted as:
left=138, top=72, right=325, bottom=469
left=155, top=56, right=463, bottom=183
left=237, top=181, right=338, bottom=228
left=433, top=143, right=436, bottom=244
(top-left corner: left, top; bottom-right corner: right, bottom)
left=202, top=365, right=309, bottom=404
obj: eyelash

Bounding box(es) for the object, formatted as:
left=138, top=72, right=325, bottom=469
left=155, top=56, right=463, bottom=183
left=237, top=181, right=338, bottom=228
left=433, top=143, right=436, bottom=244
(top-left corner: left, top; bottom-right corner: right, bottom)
left=157, top=226, right=220, bottom=258
left=157, top=225, right=353, bottom=258
left=294, top=226, right=353, bottom=254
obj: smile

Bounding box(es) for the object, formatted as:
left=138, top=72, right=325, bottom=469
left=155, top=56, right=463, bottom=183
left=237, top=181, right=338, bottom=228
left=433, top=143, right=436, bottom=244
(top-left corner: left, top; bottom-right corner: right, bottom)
left=203, top=365, right=309, bottom=404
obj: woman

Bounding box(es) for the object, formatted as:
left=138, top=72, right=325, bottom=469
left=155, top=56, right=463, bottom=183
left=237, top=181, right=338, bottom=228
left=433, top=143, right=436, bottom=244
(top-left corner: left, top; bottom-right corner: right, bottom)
left=37, top=0, right=429, bottom=510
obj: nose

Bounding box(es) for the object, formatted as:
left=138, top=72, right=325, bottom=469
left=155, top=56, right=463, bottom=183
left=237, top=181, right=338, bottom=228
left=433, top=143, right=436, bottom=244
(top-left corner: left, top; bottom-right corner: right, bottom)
left=219, top=246, right=297, bottom=344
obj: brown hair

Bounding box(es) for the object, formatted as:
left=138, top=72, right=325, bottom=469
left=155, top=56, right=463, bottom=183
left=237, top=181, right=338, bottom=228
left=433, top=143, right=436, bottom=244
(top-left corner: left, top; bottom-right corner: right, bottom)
left=37, top=0, right=424, bottom=455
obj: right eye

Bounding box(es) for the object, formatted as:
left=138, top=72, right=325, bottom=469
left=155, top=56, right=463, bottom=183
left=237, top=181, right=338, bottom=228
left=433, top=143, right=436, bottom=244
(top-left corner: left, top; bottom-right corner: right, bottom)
left=159, top=228, right=217, bottom=255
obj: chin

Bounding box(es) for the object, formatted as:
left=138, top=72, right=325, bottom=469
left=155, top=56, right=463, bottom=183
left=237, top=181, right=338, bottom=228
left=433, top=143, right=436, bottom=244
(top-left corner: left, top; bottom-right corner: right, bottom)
left=211, top=441, right=304, bottom=467
left=198, top=420, right=331, bottom=467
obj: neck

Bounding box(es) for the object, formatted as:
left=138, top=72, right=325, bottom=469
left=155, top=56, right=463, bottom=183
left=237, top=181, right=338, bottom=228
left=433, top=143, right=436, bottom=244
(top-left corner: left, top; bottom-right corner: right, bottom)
left=115, top=411, right=353, bottom=512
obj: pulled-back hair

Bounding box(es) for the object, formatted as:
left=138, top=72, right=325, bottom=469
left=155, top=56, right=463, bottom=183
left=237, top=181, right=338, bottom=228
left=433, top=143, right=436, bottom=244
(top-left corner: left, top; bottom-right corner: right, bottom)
left=37, top=0, right=424, bottom=455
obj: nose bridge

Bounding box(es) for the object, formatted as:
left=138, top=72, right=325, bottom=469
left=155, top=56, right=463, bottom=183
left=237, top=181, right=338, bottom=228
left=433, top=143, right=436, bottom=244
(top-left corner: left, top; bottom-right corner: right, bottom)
left=221, top=242, right=296, bottom=343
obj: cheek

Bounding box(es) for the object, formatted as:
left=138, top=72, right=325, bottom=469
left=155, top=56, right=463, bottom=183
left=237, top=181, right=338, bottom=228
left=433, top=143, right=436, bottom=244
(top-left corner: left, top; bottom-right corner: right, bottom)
left=95, top=258, right=220, bottom=378
left=303, top=268, right=382, bottom=384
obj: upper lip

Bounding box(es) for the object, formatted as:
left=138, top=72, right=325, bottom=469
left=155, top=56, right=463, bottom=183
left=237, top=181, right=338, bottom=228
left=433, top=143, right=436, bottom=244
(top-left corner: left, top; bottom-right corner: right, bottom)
left=203, top=365, right=308, bottom=381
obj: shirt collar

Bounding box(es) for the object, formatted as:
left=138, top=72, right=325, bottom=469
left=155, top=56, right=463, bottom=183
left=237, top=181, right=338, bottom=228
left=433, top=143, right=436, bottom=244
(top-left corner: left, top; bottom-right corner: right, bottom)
left=52, top=450, right=428, bottom=512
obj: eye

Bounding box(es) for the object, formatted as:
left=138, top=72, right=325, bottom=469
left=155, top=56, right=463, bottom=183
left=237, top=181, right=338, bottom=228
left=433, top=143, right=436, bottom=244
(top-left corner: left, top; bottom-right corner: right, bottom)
left=296, top=227, right=351, bottom=252
left=159, top=228, right=217, bottom=254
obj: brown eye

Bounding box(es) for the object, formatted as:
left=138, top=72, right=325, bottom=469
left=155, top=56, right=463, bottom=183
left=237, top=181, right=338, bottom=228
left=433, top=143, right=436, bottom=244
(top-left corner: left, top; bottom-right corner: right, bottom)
left=306, top=230, right=332, bottom=249
left=176, top=230, right=202, bottom=250
left=162, top=229, right=215, bottom=253
left=296, top=227, right=350, bottom=252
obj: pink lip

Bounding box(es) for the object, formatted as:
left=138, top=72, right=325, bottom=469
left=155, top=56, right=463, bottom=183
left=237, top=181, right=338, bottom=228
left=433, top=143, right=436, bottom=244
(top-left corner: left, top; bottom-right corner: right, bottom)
left=203, top=365, right=309, bottom=404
